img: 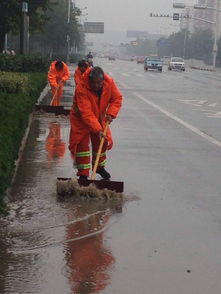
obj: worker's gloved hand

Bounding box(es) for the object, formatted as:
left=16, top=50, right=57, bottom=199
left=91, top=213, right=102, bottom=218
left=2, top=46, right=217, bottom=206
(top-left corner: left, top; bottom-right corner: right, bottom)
left=98, top=131, right=106, bottom=140
left=106, top=114, right=113, bottom=124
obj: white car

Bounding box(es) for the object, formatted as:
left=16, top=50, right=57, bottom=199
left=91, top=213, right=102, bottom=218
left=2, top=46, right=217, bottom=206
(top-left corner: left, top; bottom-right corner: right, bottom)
left=168, top=57, right=185, bottom=71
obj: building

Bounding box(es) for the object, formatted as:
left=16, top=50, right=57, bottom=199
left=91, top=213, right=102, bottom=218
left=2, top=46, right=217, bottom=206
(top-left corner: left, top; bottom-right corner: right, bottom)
left=194, top=0, right=216, bottom=32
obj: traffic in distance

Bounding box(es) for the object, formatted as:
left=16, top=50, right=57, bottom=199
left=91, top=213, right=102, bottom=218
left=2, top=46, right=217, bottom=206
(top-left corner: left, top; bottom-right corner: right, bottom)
left=102, top=52, right=186, bottom=72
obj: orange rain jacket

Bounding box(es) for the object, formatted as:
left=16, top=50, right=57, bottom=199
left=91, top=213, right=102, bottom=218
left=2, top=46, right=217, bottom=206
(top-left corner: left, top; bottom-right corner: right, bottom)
left=69, top=69, right=123, bottom=156
left=74, top=67, right=83, bottom=86
left=48, top=61, right=70, bottom=106
left=48, top=61, right=70, bottom=89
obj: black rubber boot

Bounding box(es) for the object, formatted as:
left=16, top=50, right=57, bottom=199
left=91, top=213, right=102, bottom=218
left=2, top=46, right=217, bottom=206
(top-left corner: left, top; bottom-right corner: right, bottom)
left=96, top=167, right=111, bottom=180
left=79, top=175, right=88, bottom=180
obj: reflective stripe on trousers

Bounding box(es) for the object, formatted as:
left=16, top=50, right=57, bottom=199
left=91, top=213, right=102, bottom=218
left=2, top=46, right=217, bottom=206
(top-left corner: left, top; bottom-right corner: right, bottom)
left=75, top=133, right=108, bottom=177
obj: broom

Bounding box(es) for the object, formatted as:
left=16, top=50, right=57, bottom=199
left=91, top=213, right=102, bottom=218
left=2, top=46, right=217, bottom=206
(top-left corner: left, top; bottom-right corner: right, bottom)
left=57, top=121, right=124, bottom=199
left=50, top=80, right=63, bottom=106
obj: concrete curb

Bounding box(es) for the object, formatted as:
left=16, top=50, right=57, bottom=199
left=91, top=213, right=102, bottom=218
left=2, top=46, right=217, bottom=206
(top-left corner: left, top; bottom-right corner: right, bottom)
left=36, top=83, right=50, bottom=104
left=190, top=66, right=214, bottom=72
left=6, top=85, right=50, bottom=201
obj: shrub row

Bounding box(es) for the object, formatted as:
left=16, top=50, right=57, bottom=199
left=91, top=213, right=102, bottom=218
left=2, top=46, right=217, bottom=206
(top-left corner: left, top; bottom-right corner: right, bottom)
left=0, top=54, right=50, bottom=72
left=0, top=72, right=29, bottom=93
left=0, top=73, right=47, bottom=212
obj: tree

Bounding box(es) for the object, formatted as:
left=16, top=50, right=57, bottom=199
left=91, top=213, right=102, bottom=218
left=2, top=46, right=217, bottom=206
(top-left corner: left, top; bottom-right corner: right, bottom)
left=0, top=0, right=54, bottom=52
left=30, top=0, right=84, bottom=57
left=156, top=29, right=213, bottom=63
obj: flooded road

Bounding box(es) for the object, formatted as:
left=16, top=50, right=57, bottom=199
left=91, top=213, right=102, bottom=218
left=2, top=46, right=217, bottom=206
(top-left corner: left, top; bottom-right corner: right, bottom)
left=0, top=113, right=125, bottom=294
left=2, top=60, right=221, bottom=293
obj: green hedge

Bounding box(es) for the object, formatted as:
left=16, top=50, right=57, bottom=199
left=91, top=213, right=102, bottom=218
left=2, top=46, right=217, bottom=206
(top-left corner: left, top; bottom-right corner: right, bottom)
left=0, top=72, right=29, bottom=93
left=0, top=54, right=50, bottom=72
left=0, top=72, right=47, bottom=212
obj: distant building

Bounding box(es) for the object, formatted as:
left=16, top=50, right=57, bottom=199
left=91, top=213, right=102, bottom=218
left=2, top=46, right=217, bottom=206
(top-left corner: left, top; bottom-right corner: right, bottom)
left=194, top=0, right=216, bottom=32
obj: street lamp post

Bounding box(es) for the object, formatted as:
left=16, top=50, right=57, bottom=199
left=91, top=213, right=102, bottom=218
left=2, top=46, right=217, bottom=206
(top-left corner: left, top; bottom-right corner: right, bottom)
left=20, top=2, right=29, bottom=54
left=173, top=1, right=221, bottom=70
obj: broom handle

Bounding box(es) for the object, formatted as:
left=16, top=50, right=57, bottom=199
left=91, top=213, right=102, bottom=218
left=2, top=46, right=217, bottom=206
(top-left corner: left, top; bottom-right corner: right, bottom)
left=50, top=80, right=62, bottom=106
left=91, top=121, right=109, bottom=180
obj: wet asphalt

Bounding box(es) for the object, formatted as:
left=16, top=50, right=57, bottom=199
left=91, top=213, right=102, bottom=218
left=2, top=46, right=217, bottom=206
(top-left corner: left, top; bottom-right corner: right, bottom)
left=1, top=59, right=221, bottom=293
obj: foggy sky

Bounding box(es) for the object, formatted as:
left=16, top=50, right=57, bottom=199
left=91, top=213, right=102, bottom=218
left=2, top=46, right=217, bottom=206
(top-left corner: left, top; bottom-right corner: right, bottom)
left=76, top=0, right=196, bottom=34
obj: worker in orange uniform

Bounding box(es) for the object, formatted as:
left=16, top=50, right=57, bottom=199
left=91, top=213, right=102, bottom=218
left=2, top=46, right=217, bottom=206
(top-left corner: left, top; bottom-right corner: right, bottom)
left=45, top=122, right=66, bottom=163
left=65, top=202, right=121, bottom=293
left=74, top=60, right=89, bottom=86
left=48, top=60, right=70, bottom=106
left=69, top=66, right=123, bottom=180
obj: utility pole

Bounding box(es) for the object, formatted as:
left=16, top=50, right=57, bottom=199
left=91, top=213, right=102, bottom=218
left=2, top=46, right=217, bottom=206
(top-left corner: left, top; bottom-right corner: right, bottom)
left=20, top=2, right=29, bottom=55
left=174, top=2, right=221, bottom=71
left=212, top=0, right=220, bottom=69
left=183, top=8, right=190, bottom=59
left=4, top=34, right=8, bottom=52
left=66, top=0, right=71, bottom=63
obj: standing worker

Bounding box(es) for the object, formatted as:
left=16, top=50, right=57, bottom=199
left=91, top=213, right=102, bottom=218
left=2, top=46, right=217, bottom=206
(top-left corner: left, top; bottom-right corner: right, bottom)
left=48, top=60, right=70, bottom=106
left=74, top=60, right=89, bottom=86
left=86, top=51, right=93, bottom=67
left=69, top=66, right=123, bottom=180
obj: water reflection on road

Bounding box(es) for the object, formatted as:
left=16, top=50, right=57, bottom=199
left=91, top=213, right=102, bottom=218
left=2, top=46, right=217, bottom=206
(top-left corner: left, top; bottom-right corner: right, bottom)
left=0, top=113, right=125, bottom=294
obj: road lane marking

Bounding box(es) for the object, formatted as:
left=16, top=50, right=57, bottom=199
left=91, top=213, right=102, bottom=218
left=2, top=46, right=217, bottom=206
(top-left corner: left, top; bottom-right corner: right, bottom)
left=134, top=92, right=221, bottom=148
left=208, top=103, right=219, bottom=107
left=117, top=80, right=130, bottom=89
left=178, top=99, right=208, bottom=107
left=148, top=73, right=156, bottom=78
left=136, top=73, right=144, bottom=77
left=121, top=73, right=129, bottom=77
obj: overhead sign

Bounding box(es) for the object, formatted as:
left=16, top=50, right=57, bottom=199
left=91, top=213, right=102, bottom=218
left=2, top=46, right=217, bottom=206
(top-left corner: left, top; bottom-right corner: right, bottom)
left=22, top=2, right=28, bottom=13
left=130, top=41, right=138, bottom=46
left=84, top=22, right=104, bottom=33
left=149, top=13, right=170, bottom=18
left=157, top=39, right=169, bottom=47
left=173, top=13, right=180, bottom=20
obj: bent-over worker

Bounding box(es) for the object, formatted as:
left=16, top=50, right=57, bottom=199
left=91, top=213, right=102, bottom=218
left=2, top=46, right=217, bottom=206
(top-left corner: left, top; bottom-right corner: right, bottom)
left=69, top=66, right=123, bottom=180
left=48, top=60, right=70, bottom=106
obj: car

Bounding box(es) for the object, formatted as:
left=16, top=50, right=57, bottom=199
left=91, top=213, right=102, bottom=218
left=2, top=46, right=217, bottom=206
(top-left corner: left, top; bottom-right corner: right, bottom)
left=144, top=57, right=163, bottom=72
left=168, top=57, right=185, bottom=71
left=137, top=56, right=146, bottom=64
left=108, top=56, right=116, bottom=61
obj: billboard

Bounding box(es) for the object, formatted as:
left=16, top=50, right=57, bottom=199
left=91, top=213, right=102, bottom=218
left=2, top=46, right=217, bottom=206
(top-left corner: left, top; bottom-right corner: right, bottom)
left=84, top=22, right=104, bottom=33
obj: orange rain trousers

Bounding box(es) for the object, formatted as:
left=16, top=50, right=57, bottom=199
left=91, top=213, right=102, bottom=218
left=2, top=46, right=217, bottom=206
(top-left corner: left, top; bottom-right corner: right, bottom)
left=75, top=133, right=108, bottom=177
left=48, top=61, right=70, bottom=106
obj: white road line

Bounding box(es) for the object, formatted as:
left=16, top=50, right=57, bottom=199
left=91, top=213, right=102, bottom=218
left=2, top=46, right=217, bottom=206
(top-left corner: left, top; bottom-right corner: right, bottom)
left=118, top=80, right=130, bottom=89
left=134, top=92, right=221, bottom=148
left=161, top=74, right=172, bottom=79
left=121, top=73, right=129, bottom=77
left=208, top=103, right=219, bottom=107
left=135, top=73, right=144, bottom=77
left=149, top=73, right=156, bottom=78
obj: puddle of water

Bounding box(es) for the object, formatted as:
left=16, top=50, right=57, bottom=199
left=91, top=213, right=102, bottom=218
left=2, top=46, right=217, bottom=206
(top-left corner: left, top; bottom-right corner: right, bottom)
left=0, top=113, right=126, bottom=294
